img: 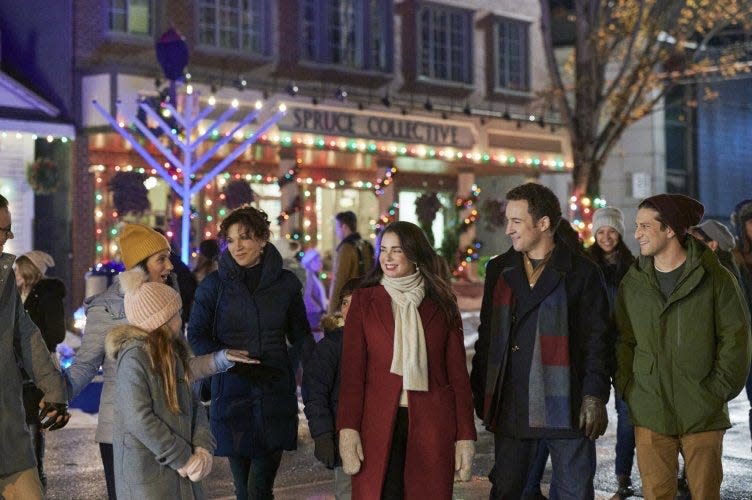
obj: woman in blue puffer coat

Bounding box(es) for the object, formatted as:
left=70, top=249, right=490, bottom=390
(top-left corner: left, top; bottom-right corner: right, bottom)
left=187, top=205, right=313, bottom=500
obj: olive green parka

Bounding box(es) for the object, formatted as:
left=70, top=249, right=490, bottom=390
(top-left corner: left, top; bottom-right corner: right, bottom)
left=615, top=237, right=751, bottom=435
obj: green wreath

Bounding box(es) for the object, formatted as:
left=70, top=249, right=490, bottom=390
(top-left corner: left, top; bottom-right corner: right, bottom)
left=26, top=158, right=60, bottom=194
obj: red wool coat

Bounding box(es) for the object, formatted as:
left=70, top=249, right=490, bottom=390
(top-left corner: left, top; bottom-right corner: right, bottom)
left=337, top=285, right=476, bottom=499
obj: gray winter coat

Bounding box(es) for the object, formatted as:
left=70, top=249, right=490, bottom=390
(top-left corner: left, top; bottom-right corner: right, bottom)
left=106, top=325, right=216, bottom=499
left=65, top=275, right=227, bottom=443
left=0, top=252, right=67, bottom=476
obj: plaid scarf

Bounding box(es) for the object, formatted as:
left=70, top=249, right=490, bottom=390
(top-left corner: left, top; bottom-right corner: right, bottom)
left=528, top=281, right=571, bottom=428
left=482, top=273, right=572, bottom=429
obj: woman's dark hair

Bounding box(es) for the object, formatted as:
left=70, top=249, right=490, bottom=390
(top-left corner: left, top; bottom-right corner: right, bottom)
left=587, top=234, right=634, bottom=269
left=219, top=205, right=271, bottom=242
left=360, top=221, right=460, bottom=326
left=136, top=258, right=175, bottom=288
left=555, top=219, right=586, bottom=257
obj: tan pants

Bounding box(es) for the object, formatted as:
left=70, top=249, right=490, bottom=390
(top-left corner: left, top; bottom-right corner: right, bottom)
left=0, top=467, right=43, bottom=500
left=634, top=426, right=724, bottom=500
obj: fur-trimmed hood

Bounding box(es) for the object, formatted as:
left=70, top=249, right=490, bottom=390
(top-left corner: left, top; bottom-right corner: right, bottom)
left=105, top=324, right=149, bottom=360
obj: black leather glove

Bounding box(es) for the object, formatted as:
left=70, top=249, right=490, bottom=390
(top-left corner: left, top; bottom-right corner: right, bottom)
left=579, top=395, right=608, bottom=440
left=313, top=432, right=337, bottom=468
left=39, top=402, right=71, bottom=431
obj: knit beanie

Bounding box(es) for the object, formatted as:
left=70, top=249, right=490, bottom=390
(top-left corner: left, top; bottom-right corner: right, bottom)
left=120, top=267, right=181, bottom=332
left=119, top=223, right=170, bottom=270
left=592, top=207, right=625, bottom=237
left=642, top=194, right=704, bottom=239
left=22, top=250, right=55, bottom=275
left=730, top=199, right=752, bottom=241
left=691, top=220, right=736, bottom=252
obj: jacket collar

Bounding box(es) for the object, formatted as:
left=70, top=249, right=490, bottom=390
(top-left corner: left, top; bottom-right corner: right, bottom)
left=628, top=236, right=709, bottom=307
left=337, top=232, right=362, bottom=250
left=501, top=238, right=572, bottom=319
left=105, top=324, right=148, bottom=359
left=218, top=242, right=284, bottom=290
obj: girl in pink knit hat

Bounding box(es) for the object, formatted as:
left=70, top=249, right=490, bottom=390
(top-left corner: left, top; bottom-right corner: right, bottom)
left=106, top=268, right=215, bottom=499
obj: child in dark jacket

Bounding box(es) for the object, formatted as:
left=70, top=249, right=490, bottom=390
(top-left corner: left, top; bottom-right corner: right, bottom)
left=303, top=278, right=361, bottom=500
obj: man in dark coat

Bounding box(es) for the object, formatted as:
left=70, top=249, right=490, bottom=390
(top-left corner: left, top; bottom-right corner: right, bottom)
left=470, top=183, right=611, bottom=499
left=0, top=194, right=70, bottom=498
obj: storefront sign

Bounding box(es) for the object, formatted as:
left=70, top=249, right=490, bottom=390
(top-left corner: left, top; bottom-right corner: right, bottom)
left=279, top=107, right=475, bottom=149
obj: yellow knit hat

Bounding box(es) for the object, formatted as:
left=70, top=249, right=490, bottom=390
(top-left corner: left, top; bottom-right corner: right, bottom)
left=119, top=223, right=170, bottom=270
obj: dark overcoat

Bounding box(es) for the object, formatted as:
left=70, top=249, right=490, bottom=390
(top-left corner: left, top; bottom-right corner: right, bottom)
left=470, top=240, right=611, bottom=439
left=188, top=244, right=312, bottom=457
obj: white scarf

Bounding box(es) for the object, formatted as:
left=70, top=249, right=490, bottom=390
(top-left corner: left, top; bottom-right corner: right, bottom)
left=381, top=271, right=428, bottom=392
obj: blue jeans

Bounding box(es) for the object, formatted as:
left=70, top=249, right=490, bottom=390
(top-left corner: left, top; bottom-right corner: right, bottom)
left=523, top=441, right=549, bottom=496
left=490, top=434, right=595, bottom=500
left=615, top=397, right=636, bottom=477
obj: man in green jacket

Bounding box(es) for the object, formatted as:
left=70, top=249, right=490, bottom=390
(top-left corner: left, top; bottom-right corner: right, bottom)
left=615, top=194, right=751, bottom=499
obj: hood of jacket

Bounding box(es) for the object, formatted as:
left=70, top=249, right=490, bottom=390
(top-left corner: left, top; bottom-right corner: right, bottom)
left=105, top=324, right=149, bottom=359
left=217, top=240, right=284, bottom=290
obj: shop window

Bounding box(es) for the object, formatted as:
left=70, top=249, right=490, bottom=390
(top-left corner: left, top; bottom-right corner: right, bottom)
left=109, top=0, right=152, bottom=35
left=398, top=190, right=451, bottom=249
left=417, top=3, right=473, bottom=84
left=494, top=17, right=530, bottom=92
left=198, top=0, right=271, bottom=55
left=301, top=0, right=393, bottom=72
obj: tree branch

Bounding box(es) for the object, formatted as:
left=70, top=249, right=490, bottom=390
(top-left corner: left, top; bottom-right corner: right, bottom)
left=539, top=0, right=575, bottom=130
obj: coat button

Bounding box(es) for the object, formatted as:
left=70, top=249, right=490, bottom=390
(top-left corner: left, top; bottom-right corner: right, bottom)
left=511, top=345, right=520, bottom=352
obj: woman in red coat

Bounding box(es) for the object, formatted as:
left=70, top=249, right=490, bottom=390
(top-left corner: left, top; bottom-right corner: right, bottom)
left=337, top=221, right=476, bottom=499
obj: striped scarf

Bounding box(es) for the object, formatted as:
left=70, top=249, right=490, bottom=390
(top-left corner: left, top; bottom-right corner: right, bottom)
left=528, top=281, right=571, bottom=428
left=482, top=274, right=572, bottom=429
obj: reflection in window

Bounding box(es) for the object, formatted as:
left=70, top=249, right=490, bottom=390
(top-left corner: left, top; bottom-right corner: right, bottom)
left=198, top=0, right=269, bottom=55
left=418, top=4, right=472, bottom=83
left=496, top=18, right=529, bottom=91
left=109, top=0, right=152, bottom=35
left=301, top=0, right=392, bottom=72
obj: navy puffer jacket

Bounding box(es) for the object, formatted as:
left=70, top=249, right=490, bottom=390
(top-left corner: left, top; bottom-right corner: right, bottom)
left=188, top=244, right=313, bottom=457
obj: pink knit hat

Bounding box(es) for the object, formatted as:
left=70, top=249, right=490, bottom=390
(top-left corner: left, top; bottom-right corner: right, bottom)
left=22, top=250, right=55, bottom=275
left=119, top=268, right=181, bottom=331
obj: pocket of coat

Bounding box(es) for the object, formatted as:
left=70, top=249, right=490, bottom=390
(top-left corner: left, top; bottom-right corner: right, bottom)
left=633, top=349, right=654, bottom=375
left=122, top=434, right=160, bottom=484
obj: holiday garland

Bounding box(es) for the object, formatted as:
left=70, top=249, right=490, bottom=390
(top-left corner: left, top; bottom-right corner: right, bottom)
left=278, top=164, right=301, bottom=188
left=109, top=171, right=151, bottom=215
left=224, top=180, right=255, bottom=209
left=481, top=198, right=507, bottom=231
left=374, top=202, right=399, bottom=232
left=374, top=166, right=397, bottom=196
left=277, top=195, right=302, bottom=225
left=415, top=192, right=442, bottom=245
left=26, top=158, right=60, bottom=194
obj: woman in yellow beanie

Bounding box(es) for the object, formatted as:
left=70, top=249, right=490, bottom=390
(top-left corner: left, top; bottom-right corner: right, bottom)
left=64, top=223, right=251, bottom=499
left=106, top=267, right=215, bottom=499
